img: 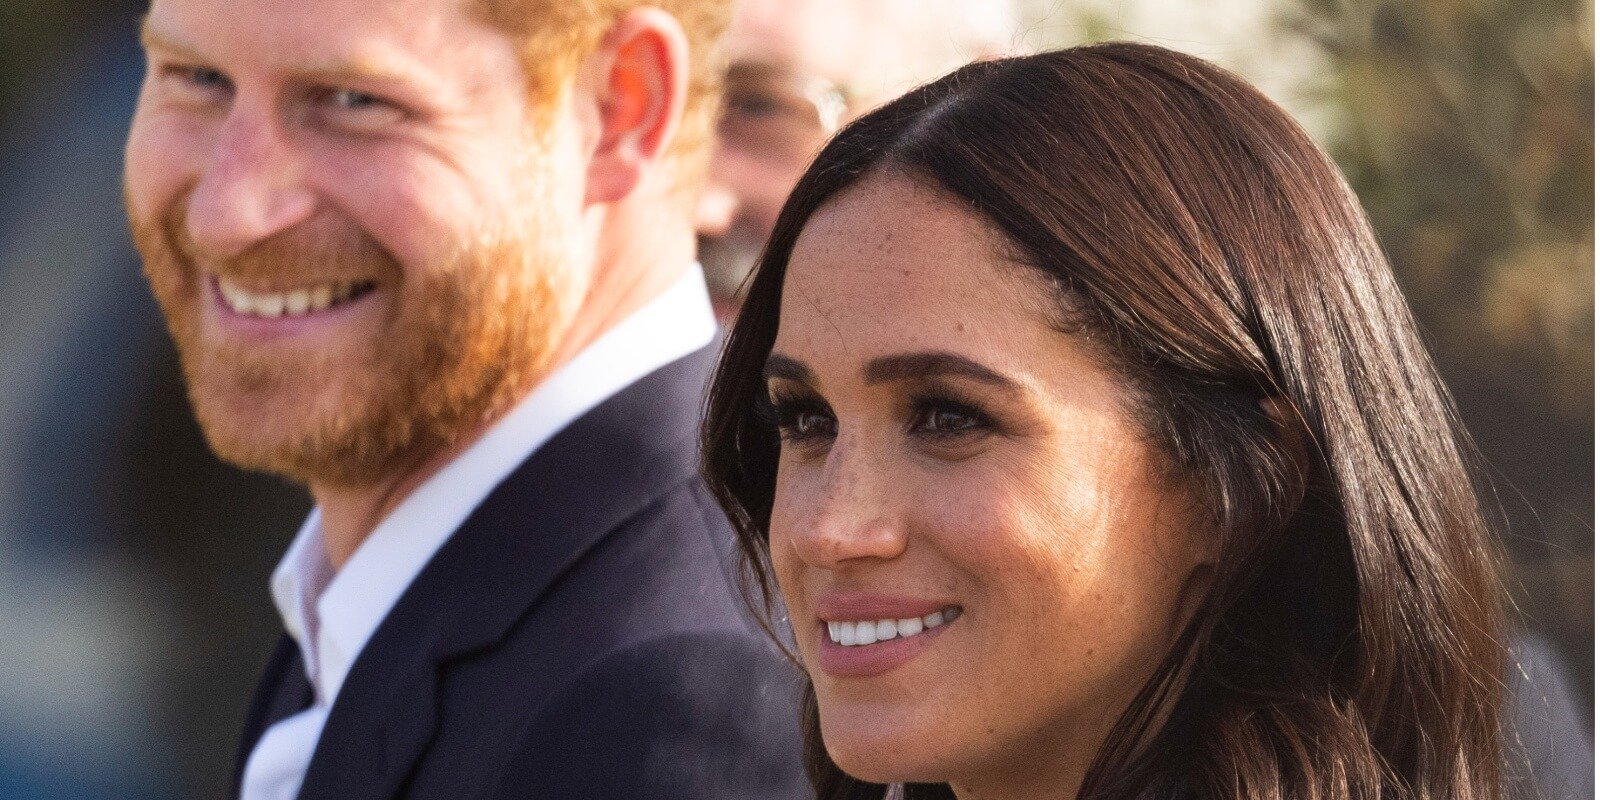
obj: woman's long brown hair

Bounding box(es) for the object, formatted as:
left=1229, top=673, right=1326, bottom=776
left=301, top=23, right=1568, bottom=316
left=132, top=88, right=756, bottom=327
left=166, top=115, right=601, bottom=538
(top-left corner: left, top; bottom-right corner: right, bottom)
left=702, top=43, right=1507, bottom=800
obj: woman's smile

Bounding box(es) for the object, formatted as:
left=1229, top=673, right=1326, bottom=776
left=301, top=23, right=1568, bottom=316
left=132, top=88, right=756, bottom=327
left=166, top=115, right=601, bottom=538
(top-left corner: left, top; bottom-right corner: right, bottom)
left=813, top=593, right=964, bottom=677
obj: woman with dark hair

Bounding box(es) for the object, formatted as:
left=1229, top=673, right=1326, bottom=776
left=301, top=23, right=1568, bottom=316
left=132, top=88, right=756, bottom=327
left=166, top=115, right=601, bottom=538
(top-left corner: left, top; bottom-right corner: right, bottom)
left=702, top=43, right=1508, bottom=800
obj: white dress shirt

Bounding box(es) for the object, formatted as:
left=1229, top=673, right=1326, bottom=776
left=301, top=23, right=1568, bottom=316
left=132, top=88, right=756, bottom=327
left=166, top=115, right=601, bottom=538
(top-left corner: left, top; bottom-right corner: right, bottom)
left=240, top=266, right=716, bottom=800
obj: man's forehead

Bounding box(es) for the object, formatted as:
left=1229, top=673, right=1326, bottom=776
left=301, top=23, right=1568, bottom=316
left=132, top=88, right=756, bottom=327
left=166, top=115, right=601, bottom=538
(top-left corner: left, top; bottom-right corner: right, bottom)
left=140, top=0, right=502, bottom=79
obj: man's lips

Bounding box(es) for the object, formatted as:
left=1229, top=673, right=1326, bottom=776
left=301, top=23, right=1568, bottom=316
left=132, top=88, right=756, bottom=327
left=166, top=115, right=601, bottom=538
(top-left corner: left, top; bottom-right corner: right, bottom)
left=201, top=273, right=385, bottom=344
left=212, top=274, right=377, bottom=319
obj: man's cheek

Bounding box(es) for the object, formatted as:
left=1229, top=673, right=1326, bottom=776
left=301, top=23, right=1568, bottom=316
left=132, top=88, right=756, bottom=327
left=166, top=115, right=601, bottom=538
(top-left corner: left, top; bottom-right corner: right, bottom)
left=127, top=117, right=202, bottom=217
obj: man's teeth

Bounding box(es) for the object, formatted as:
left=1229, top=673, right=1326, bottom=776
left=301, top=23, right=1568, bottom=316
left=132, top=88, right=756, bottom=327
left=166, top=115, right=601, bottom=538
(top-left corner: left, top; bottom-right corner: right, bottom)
left=826, top=607, right=961, bottom=647
left=217, top=277, right=372, bottom=319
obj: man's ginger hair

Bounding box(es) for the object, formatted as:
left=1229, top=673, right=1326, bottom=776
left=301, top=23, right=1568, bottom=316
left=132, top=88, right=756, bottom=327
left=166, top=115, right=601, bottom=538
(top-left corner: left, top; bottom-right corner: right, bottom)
left=471, top=0, right=731, bottom=204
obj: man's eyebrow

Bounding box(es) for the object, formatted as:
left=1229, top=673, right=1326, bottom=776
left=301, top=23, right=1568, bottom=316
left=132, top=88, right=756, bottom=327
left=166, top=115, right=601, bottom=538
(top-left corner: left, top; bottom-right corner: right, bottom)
left=762, top=353, right=816, bottom=384
left=139, top=20, right=205, bottom=60
left=138, top=17, right=430, bottom=88
left=285, top=46, right=441, bottom=87
left=863, top=351, right=1022, bottom=393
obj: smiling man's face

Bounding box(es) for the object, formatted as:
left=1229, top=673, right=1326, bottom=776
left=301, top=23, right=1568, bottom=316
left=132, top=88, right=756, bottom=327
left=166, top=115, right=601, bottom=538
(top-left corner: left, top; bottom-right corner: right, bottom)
left=125, top=0, right=591, bottom=486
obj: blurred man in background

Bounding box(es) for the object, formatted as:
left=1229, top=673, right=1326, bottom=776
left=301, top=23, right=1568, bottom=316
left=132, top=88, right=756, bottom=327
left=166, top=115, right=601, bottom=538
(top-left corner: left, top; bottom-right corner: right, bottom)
left=697, top=0, right=1020, bottom=318
left=123, top=0, right=804, bottom=798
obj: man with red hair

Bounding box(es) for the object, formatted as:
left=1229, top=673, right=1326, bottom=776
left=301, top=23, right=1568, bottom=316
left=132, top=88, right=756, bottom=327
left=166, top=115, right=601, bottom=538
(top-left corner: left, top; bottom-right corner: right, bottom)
left=124, top=0, right=805, bottom=796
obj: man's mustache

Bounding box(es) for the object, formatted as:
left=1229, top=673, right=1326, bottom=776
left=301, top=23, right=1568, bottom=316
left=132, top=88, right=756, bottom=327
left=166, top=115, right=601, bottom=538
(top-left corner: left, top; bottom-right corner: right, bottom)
left=163, top=203, right=402, bottom=287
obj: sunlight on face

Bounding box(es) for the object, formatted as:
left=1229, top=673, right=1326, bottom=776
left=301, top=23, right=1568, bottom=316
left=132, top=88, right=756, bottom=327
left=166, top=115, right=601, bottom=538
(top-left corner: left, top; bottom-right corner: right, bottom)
left=125, top=0, right=590, bottom=486
left=765, top=173, right=1215, bottom=797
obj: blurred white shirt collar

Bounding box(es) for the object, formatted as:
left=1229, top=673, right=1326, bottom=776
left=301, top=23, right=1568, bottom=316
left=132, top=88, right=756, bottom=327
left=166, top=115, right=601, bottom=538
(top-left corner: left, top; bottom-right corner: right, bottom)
left=241, top=265, right=715, bottom=800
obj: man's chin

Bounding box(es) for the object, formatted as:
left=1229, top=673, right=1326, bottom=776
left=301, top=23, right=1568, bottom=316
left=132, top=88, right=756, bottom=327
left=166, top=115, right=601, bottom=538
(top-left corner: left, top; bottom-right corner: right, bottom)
left=189, top=386, right=399, bottom=488
left=198, top=417, right=339, bottom=487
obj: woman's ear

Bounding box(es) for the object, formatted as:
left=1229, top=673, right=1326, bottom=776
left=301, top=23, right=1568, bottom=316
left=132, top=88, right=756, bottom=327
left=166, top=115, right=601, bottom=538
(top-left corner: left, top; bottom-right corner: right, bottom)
left=1259, top=394, right=1311, bottom=509
left=581, top=8, right=690, bottom=205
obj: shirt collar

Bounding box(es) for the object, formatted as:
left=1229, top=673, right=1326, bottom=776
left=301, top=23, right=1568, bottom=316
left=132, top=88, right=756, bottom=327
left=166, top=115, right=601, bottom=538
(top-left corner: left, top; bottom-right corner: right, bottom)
left=270, top=264, right=716, bottom=704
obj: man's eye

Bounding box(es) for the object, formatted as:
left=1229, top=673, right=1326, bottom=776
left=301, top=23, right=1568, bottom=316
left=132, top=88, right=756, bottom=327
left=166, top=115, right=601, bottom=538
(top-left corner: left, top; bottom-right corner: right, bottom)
left=317, top=88, right=404, bottom=130
left=160, top=65, right=233, bottom=101
left=330, top=89, right=381, bottom=110
left=725, top=90, right=787, bottom=120
left=186, top=67, right=228, bottom=88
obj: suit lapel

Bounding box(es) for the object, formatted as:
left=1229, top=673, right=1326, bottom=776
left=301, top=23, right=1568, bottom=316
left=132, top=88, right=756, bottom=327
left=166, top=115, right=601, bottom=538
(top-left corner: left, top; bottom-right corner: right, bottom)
left=232, top=636, right=309, bottom=800
left=295, top=344, right=715, bottom=800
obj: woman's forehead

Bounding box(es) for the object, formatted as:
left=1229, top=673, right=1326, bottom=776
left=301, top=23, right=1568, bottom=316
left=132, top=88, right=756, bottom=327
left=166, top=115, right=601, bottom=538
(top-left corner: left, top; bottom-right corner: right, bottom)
left=771, top=176, right=1113, bottom=405
left=780, top=180, right=1056, bottom=352
left=780, top=175, right=1042, bottom=331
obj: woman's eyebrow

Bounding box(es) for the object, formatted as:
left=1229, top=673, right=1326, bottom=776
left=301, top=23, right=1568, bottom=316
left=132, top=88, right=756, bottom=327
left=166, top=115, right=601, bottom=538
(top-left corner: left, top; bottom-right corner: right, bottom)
left=763, top=353, right=816, bottom=384
left=862, top=351, right=1023, bottom=394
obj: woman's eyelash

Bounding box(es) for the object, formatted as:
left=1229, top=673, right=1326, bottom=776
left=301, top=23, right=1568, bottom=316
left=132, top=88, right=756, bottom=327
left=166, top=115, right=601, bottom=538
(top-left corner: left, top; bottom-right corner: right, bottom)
left=908, top=393, right=997, bottom=437
left=756, top=389, right=997, bottom=443
left=759, top=392, right=835, bottom=440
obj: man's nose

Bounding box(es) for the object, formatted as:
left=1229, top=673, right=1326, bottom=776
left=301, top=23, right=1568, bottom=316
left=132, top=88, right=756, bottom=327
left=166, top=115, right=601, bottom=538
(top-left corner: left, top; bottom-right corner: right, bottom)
left=784, top=439, right=908, bottom=570
left=185, top=105, right=316, bottom=259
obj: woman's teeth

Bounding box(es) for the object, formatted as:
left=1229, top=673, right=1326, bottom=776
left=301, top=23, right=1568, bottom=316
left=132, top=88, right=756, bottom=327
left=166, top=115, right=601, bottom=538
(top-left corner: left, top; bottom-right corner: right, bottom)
left=217, top=276, right=375, bottom=319
left=826, top=607, right=961, bottom=647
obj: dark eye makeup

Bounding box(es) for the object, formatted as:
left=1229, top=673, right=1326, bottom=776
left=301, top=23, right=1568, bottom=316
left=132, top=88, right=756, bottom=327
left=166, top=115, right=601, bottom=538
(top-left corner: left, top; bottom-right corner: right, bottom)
left=907, top=391, right=998, bottom=440
left=758, top=384, right=1001, bottom=448
left=760, top=389, right=837, bottom=443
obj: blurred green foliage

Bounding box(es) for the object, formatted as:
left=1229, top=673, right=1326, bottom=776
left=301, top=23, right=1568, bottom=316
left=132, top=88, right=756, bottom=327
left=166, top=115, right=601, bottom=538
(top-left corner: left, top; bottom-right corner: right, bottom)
left=1292, top=0, right=1592, bottom=413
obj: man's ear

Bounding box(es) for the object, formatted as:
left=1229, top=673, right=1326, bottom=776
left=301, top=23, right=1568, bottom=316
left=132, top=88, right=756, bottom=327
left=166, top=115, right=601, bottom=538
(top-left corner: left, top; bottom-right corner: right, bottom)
left=582, top=8, right=690, bottom=205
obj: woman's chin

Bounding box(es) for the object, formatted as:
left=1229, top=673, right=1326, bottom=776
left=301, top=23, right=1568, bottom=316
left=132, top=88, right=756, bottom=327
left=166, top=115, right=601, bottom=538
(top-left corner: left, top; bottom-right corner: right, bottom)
left=820, top=712, right=953, bottom=786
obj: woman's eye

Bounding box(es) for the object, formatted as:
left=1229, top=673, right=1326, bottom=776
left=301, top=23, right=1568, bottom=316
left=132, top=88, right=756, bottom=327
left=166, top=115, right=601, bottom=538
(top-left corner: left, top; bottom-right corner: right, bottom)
left=909, top=400, right=990, bottom=439
left=764, top=394, right=837, bottom=443
left=779, top=406, right=836, bottom=442
left=791, top=410, right=835, bottom=437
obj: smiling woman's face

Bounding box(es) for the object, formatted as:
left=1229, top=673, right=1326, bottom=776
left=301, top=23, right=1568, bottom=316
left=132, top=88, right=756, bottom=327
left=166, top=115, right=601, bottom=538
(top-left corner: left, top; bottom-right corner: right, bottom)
left=765, top=173, right=1215, bottom=798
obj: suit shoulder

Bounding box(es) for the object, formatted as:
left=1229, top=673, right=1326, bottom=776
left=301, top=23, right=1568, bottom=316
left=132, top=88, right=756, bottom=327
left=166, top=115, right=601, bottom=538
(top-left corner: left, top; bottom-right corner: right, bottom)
left=488, top=631, right=807, bottom=799
left=551, top=476, right=750, bottom=617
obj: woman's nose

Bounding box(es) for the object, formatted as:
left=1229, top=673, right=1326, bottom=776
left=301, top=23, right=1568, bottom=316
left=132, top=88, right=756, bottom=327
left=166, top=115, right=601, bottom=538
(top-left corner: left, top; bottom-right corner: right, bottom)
left=781, top=438, right=908, bottom=570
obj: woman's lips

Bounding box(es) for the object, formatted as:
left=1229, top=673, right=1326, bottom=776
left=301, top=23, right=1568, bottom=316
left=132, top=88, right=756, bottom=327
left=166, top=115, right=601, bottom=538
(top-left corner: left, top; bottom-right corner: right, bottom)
left=812, top=599, right=963, bottom=678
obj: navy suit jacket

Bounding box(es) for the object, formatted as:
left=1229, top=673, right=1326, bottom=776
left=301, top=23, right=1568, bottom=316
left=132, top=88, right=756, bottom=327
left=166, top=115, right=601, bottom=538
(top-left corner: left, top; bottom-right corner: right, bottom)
left=232, top=345, right=808, bottom=799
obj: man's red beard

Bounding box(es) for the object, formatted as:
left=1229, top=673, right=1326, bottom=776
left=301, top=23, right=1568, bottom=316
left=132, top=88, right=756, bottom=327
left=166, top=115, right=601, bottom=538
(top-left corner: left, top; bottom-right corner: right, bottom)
left=131, top=200, right=574, bottom=489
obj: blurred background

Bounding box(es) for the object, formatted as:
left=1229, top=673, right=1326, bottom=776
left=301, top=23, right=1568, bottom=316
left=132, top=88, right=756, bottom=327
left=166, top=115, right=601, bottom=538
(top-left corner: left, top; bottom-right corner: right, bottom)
left=0, top=0, right=1590, bottom=797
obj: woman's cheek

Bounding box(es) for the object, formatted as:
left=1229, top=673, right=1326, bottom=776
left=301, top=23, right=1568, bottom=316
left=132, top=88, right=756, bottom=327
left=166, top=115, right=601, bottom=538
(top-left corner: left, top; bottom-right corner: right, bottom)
left=768, top=461, right=820, bottom=631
